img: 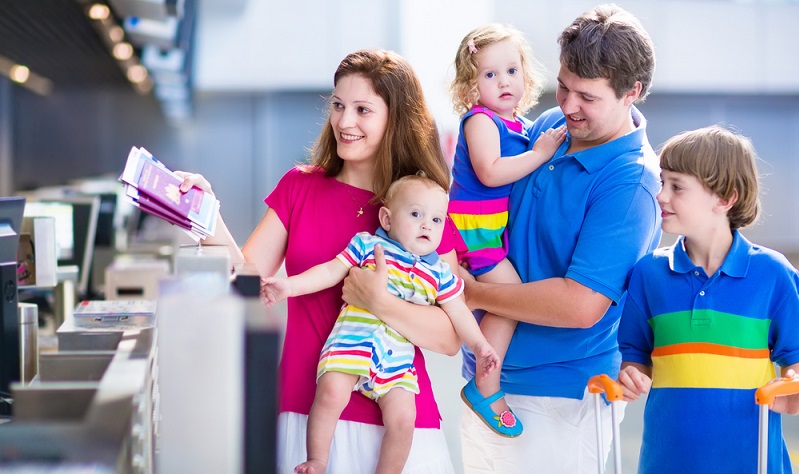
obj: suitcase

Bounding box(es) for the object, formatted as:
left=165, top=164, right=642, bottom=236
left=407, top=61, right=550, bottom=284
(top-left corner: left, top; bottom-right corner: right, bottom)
left=754, top=374, right=799, bottom=474
left=588, top=374, right=624, bottom=474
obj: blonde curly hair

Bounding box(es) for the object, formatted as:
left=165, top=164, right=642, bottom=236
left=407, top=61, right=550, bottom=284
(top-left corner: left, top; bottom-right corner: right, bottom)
left=450, top=23, right=546, bottom=117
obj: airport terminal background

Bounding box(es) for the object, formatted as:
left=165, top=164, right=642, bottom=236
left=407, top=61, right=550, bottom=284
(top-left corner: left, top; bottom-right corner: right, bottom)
left=0, top=0, right=798, bottom=472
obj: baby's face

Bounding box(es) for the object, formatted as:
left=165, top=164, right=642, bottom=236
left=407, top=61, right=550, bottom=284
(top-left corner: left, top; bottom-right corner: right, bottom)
left=385, top=182, right=449, bottom=256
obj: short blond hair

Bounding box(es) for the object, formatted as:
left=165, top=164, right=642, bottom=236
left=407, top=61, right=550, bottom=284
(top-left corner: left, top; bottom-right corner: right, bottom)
left=450, top=23, right=546, bottom=116
left=383, top=172, right=447, bottom=208
left=659, top=125, right=761, bottom=229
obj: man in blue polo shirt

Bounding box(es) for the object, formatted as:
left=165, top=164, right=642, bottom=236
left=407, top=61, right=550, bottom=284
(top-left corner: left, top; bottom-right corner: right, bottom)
left=458, top=4, right=662, bottom=472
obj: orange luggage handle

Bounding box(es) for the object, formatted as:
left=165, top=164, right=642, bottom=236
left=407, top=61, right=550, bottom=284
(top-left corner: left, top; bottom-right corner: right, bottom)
left=588, top=374, right=624, bottom=402
left=755, top=375, right=799, bottom=405
left=588, top=374, right=623, bottom=474
left=755, top=374, right=799, bottom=474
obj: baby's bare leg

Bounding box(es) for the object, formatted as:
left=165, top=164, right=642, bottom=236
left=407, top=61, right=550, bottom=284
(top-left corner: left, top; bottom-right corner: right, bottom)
left=295, top=371, right=359, bottom=474
left=374, top=388, right=416, bottom=474
left=475, top=258, right=522, bottom=415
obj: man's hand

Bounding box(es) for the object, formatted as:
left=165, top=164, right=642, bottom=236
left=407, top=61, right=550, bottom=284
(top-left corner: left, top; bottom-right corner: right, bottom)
left=342, top=244, right=390, bottom=314
left=458, top=268, right=479, bottom=311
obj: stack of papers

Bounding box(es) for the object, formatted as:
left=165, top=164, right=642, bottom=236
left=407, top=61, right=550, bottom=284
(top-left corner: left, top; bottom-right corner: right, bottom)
left=119, top=146, right=219, bottom=242
left=74, top=299, right=157, bottom=317
left=72, top=299, right=157, bottom=329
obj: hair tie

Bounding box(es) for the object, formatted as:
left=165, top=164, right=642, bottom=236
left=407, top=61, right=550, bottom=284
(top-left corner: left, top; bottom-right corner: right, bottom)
left=467, top=39, right=478, bottom=54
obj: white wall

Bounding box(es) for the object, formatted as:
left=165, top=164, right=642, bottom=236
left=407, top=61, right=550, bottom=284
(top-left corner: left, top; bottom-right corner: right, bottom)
left=195, top=0, right=799, bottom=113
left=195, top=0, right=397, bottom=91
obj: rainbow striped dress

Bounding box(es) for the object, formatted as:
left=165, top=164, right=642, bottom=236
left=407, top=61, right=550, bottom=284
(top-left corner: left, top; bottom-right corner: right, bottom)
left=318, top=229, right=464, bottom=400
left=449, top=105, right=534, bottom=276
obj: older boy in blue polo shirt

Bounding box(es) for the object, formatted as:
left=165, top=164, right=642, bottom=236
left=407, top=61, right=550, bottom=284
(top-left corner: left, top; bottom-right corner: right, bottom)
left=617, top=125, right=799, bottom=473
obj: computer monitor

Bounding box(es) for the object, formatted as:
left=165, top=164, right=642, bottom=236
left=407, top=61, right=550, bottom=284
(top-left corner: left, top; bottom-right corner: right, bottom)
left=0, top=196, right=26, bottom=400
left=93, top=192, right=117, bottom=248
left=23, top=201, right=75, bottom=261
left=25, top=196, right=100, bottom=298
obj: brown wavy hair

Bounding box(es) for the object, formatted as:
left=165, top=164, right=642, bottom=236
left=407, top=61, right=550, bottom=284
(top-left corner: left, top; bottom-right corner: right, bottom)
left=559, top=4, right=655, bottom=102
left=309, top=49, right=450, bottom=204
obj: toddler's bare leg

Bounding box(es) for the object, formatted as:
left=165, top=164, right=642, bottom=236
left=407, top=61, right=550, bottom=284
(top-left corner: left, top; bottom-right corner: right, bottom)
left=295, top=371, right=359, bottom=474
left=475, top=258, right=521, bottom=416
left=375, top=388, right=416, bottom=474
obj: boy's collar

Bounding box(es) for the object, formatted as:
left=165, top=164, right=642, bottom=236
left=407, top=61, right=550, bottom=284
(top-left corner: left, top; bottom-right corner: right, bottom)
left=670, top=230, right=749, bottom=277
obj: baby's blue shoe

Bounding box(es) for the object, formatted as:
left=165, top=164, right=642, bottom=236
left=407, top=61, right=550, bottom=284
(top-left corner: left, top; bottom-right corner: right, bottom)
left=460, top=376, right=522, bottom=437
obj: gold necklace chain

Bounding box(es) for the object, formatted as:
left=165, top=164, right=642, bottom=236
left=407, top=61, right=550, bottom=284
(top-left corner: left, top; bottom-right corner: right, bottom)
left=343, top=183, right=368, bottom=218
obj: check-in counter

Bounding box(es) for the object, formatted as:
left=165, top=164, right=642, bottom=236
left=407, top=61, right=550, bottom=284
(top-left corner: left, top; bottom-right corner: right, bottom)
left=0, top=258, right=281, bottom=473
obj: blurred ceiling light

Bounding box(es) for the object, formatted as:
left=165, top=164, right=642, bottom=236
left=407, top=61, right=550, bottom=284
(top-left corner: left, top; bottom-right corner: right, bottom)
left=134, top=80, right=153, bottom=95
left=88, top=4, right=111, bottom=20
left=0, top=55, right=53, bottom=95
left=113, top=43, right=134, bottom=60
left=108, top=25, right=125, bottom=42
left=9, top=65, right=30, bottom=83
left=126, top=64, right=148, bottom=83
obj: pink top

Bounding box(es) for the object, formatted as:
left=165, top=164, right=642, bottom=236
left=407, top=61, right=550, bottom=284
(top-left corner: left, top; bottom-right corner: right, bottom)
left=266, top=166, right=445, bottom=428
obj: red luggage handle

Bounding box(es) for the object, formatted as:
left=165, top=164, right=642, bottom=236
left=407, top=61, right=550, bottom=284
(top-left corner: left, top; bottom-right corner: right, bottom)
left=588, top=374, right=624, bottom=402
left=755, top=375, right=799, bottom=405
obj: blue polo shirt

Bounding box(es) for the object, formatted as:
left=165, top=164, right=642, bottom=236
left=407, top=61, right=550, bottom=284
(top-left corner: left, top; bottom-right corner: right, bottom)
left=619, top=232, right=799, bottom=473
left=462, top=106, right=662, bottom=399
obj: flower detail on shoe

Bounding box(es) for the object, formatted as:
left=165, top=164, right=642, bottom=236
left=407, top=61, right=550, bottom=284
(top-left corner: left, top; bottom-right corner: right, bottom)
left=495, top=410, right=517, bottom=429
left=460, top=377, right=523, bottom=437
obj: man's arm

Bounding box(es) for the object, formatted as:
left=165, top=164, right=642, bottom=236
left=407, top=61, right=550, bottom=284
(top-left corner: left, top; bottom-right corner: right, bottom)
left=462, top=274, right=612, bottom=328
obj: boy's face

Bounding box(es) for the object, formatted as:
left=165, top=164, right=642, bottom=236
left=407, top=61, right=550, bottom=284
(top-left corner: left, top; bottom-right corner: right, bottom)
left=657, top=169, right=730, bottom=236
left=380, top=181, right=449, bottom=256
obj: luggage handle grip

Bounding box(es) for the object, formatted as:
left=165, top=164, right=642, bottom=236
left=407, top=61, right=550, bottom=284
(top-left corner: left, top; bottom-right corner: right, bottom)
left=588, top=374, right=623, bottom=402
left=755, top=375, right=799, bottom=405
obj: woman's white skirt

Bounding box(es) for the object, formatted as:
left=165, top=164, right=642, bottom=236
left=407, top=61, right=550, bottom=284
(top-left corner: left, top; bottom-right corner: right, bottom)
left=278, top=411, right=455, bottom=474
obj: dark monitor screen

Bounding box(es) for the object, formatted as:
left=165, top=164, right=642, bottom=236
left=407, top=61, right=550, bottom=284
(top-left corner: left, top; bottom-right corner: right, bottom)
left=25, top=196, right=99, bottom=298
left=93, top=192, right=117, bottom=248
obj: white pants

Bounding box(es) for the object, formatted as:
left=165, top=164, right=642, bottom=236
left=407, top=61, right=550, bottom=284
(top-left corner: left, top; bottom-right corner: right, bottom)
left=278, top=411, right=455, bottom=474
left=460, top=390, right=625, bottom=474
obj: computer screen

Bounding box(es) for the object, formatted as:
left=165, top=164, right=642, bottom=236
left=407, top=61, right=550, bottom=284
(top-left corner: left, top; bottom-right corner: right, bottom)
left=24, top=201, right=75, bottom=260
left=93, top=192, right=117, bottom=248
left=25, top=196, right=99, bottom=298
